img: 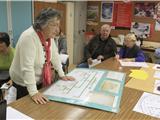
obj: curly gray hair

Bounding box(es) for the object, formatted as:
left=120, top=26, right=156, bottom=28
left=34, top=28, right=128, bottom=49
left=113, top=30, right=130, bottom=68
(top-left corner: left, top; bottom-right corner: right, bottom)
left=33, top=8, right=61, bottom=30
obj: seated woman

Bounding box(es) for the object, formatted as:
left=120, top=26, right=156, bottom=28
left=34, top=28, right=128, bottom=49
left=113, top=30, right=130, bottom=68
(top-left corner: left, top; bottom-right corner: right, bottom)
left=0, top=32, right=14, bottom=87
left=115, top=33, right=145, bottom=62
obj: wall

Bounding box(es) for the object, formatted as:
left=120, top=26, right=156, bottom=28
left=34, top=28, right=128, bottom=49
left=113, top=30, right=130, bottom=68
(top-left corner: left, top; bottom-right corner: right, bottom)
left=0, top=1, right=8, bottom=32
left=11, top=1, right=32, bottom=47
left=87, top=1, right=160, bottom=43
left=0, top=1, right=32, bottom=47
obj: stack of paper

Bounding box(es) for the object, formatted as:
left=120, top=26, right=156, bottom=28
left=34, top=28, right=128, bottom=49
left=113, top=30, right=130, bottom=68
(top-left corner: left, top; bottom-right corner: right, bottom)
left=119, top=60, right=148, bottom=67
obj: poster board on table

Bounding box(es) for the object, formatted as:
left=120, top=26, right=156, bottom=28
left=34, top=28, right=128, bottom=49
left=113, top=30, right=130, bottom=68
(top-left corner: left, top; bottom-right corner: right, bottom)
left=44, top=68, right=126, bottom=113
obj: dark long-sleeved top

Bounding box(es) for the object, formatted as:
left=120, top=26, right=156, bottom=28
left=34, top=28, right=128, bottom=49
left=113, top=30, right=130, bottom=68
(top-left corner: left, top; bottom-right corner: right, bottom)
left=84, top=34, right=117, bottom=62
left=118, top=44, right=145, bottom=62
left=55, top=36, right=67, bottom=54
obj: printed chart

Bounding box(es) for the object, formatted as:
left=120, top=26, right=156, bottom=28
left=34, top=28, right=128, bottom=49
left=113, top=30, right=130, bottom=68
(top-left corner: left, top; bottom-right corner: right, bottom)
left=133, top=92, right=160, bottom=119
left=44, top=68, right=126, bottom=113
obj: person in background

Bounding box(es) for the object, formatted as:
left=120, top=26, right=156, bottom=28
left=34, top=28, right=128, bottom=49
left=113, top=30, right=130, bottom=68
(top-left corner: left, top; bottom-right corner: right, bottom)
left=115, top=33, right=145, bottom=62
left=55, top=27, right=69, bottom=73
left=54, top=27, right=67, bottom=54
left=9, top=8, right=74, bottom=104
left=77, top=24, right=117, bottom=68
left=0, top=32, right=14, bottom=87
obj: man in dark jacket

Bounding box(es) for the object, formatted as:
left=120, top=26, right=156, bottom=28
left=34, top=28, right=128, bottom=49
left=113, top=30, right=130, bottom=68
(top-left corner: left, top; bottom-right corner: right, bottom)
left=77, top=24, right=117, bottom=68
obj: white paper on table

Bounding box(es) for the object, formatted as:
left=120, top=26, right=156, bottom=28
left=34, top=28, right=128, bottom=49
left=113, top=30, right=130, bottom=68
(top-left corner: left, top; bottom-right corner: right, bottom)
left=133, top=92, right=160, bottom=119
left=119, top=60, right=148, bottom=68
left=153, top=64, right=160, bottom=71
left=153, top=71, right=160, bottom=79
left=7, top=107, right=33, bottom=120
left=153, top=80, right=160, bottom=95
left=59, top=54, right=69, bottom=64
left=89, top=59, right=101, bottom=68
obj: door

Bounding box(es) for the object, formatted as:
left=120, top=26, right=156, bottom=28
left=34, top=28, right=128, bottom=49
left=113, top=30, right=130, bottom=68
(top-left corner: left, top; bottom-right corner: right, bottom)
left=73, top=2, right=87, bottom=64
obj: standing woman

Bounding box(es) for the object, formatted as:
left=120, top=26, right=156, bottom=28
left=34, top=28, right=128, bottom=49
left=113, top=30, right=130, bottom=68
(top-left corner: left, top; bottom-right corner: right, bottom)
left=9, top=8, right=74, bottom=104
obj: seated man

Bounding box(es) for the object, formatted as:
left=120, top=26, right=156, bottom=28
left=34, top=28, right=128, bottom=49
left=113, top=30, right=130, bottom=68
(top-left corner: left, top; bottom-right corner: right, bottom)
left=115, top=33, right=145, bottom=62
left=77, top=24, right=117, bottom=68
left=55, top=27, right=68, bottom=73
left=0, top=32, right=14, bottom=87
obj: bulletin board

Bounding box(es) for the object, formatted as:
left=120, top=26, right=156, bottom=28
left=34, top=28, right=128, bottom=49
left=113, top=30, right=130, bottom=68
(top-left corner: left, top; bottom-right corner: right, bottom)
left=87, top=1, right=160, bottom=42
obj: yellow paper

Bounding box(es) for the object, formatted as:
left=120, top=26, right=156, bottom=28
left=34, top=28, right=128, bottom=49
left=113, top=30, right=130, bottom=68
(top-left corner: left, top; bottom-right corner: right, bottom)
left=126, top=63, right=155, bottom=93
left=129, top=70, right=148, bottom=80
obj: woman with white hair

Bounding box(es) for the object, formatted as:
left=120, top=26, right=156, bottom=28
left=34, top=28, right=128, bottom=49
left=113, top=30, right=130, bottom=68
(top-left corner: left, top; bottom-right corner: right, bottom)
left=115, top=33, right=145, bottom=62
left=9, top=8, right=74, bottom=104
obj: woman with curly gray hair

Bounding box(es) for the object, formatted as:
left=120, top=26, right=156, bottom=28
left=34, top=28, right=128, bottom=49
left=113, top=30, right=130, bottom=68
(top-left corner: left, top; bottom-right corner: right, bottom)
left=10, top=8, right=74, bottom=104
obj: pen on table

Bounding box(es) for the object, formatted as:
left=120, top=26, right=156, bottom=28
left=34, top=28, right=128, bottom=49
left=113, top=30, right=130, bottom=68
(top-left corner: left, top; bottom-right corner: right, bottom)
left=114, top=52, right=118, bottom=56
left=114, top=52, right=119, bottom=60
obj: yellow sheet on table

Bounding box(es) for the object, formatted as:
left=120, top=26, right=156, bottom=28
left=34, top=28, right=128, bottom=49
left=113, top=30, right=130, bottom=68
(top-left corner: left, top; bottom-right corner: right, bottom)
left=129, top=70, right=148, bottom=80
left=125, top=63, right=156, bottom=93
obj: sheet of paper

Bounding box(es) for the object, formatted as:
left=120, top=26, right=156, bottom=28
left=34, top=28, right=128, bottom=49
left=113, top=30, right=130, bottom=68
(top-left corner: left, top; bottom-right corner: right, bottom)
left=129, top=70, right=148, bottom=80
left=59, top=54, right=69, bottom=64
left=153, top=64, right=160, bottom=70
left=89, top=59, right=101, bottom=68
left=153, top=80, right=160, bottom=95
left=119, top=60, right=148, bottom=68
left=154, top=71, right=160, bottom=79
left=133, top=92, right=160, bottom=119
left=7, top=107, right=33, bottom=120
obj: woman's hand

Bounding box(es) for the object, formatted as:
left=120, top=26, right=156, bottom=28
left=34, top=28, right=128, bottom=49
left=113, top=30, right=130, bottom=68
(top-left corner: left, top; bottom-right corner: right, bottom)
left=87, top=58, right=93, bottom=65
left=114, top=55, right=120, bottom=61
left=31, top=92, right=49, bottom=104
left=60, top=76, right=75, bottom=81
left=6, top=80, right=13, bottom=87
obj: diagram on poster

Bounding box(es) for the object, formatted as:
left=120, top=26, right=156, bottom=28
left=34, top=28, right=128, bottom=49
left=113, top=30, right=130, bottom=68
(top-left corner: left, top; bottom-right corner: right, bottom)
left=133, top=92, right=160, bottom=119
left=44, top=68, right=126, bottom=113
